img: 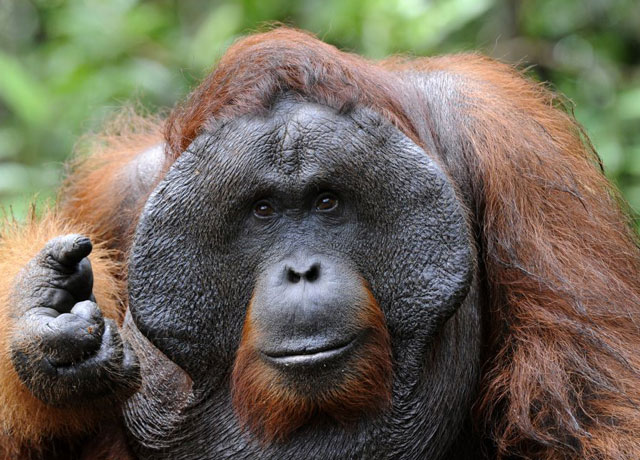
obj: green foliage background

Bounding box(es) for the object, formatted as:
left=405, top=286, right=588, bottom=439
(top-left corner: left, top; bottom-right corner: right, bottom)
left=1, top=0, right=639, bottom=221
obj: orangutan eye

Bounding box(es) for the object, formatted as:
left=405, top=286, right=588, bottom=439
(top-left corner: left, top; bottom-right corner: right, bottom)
left=253, top=200, right=276, bottom=218
left=315, top=193, right=339, bottom=212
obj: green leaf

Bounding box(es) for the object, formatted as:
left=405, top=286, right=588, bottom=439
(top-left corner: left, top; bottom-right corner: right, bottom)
left=617, top=88, right=640, bottom=120
left=0, top=50, right=51, bottom=126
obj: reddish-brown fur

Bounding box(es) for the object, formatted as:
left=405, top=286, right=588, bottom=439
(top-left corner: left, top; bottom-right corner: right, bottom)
left=400, top=56, right=640, bottom=459
left=164, top=30, right=420, bottom=159
left=0, top=215, right=126, bottom=457
left=0, top=28, right=638, bottom=459
left=0, top=112, right=162, bottom=458
left=232, top=287, right=392, bottom=442
left=59, top=110, right=166, bottom=255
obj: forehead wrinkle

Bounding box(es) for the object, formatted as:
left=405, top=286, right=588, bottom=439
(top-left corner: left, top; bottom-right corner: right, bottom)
left=276, top=118, right=300, bottom=179
left=216, top=102, right=371, bottom=196
left=275, top=108, right=338, bottom=180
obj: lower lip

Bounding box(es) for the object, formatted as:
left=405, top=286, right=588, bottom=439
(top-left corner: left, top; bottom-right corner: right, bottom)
left=260, top=339, right=355, bottom=368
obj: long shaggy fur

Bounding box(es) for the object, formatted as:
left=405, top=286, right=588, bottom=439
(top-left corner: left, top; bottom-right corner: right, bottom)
left=0, top=214, right=125, bottom=455
left=1, top=28, right=639, bottom=459
left=59, top=109, right=165, bottom=254
left=176, top=29, right=640, bottom=458
left=396, top=55, right=640, bottom=459
left=1, top=112, right=163, bottom=456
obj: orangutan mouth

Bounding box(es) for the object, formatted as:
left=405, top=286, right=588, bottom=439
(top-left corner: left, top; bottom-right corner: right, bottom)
left=260, top=337, right=358, bottom=368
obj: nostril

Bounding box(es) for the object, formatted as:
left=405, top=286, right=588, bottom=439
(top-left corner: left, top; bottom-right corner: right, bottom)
left=287, top=268, right=302, bottom=283
left=285, top=263, right=321, bottom=284
left=305, top=263, right=320, bottom=282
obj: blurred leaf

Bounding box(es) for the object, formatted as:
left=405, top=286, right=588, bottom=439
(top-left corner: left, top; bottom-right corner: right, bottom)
left=1, top=0, right=639, bottom=222
left=0, top=163, right=31, bottom=193
left=0, top=162, right=60, bottom=194
left=0, top=50, right=50, bottom=125
left=0, top=127, right=24, bottom=160
left=190, top=3, right=244, bottom=69
left=617, top=88, right=640, bottom=120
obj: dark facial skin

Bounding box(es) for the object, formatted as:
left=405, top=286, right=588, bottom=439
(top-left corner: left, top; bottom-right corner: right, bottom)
left=251, top=253, right=367, bottom=364
left=249, top=252, right=377, bottom=391
left=124, top=98, right=481, bottom=459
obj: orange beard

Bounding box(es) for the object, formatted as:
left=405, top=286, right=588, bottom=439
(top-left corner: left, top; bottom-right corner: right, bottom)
left=231, top=289, right=392, bottom=442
